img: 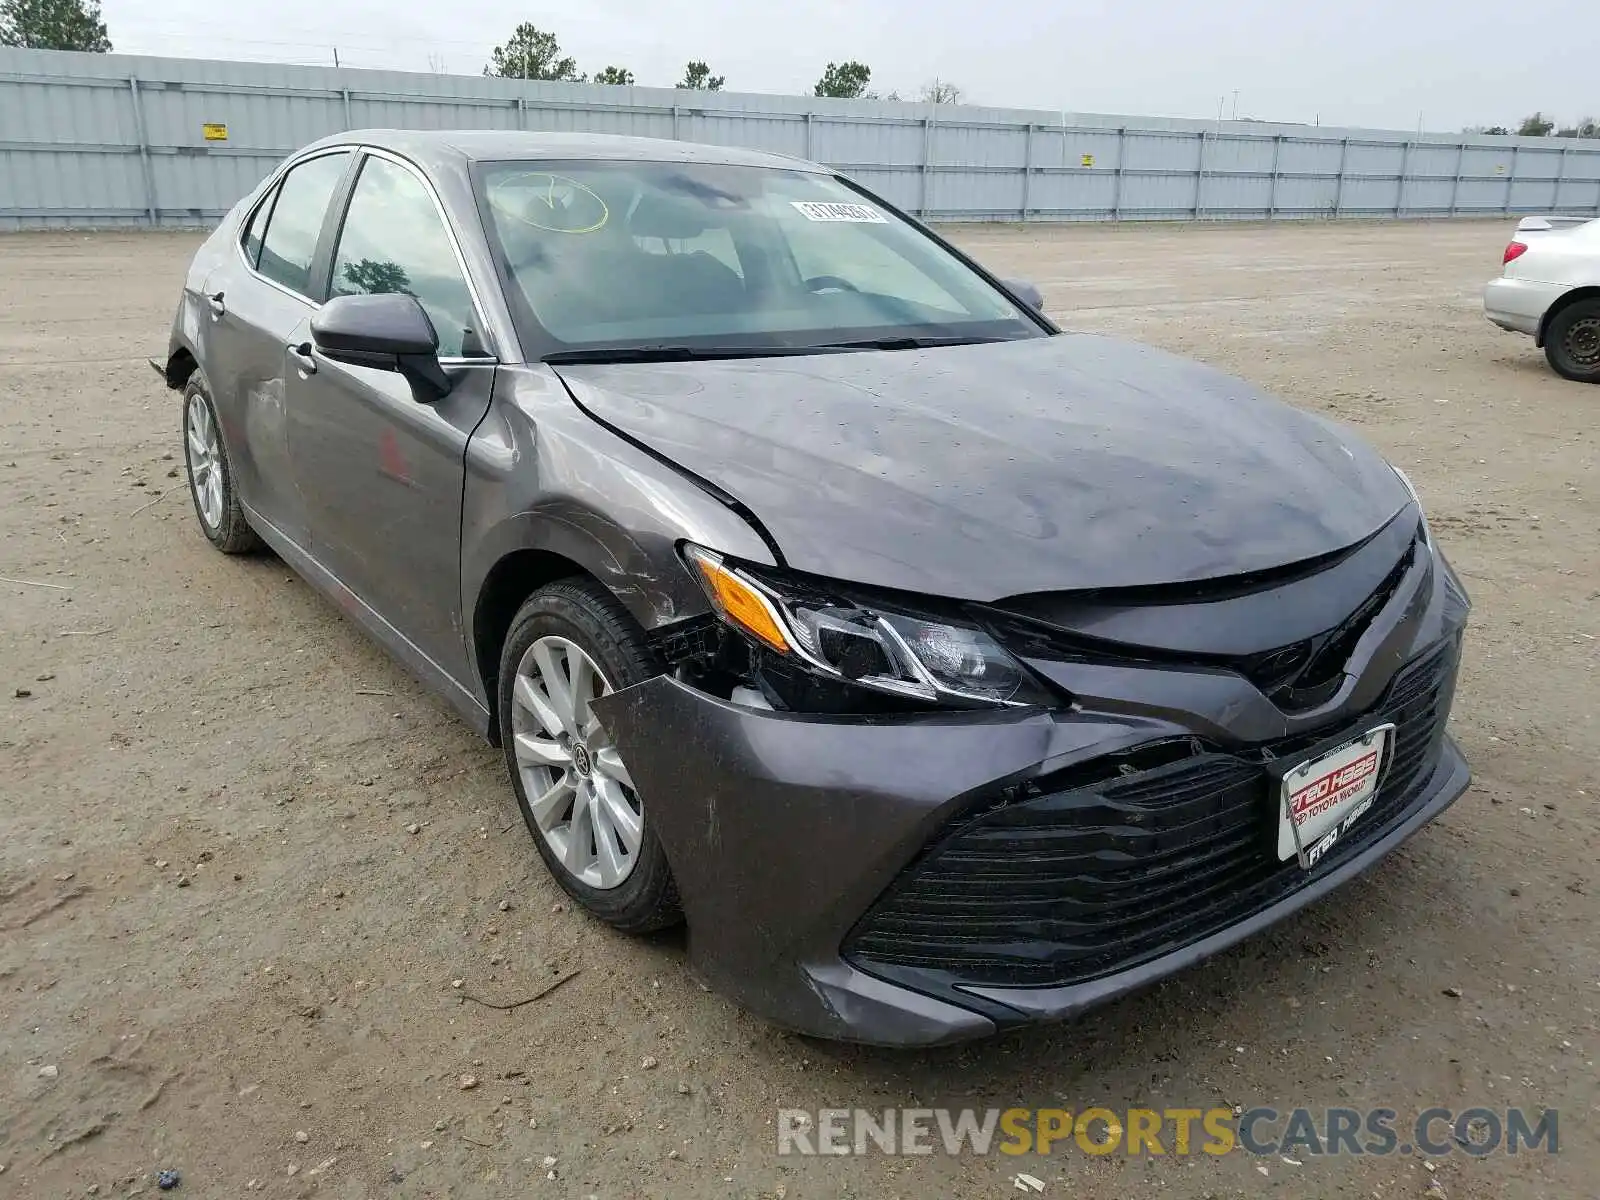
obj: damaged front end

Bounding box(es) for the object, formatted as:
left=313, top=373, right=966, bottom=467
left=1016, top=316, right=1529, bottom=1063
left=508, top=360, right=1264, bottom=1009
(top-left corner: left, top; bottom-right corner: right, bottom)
left=591, top=514, right=1471, bottom=1046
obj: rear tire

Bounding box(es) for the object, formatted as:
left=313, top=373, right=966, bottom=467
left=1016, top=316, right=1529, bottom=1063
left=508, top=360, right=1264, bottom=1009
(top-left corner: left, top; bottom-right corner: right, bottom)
left=497, top=578, right=682, bottom=933
left=182, top=373, right=262, bottom=553
left=1544, top=298, right=1600, bottom=383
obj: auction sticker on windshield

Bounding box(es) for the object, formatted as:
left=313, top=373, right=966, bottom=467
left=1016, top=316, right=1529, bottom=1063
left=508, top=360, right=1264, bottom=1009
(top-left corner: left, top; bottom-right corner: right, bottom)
left=1277, top=724, right=1393, bottom=868
left=791, top=201, right=887, bottom=223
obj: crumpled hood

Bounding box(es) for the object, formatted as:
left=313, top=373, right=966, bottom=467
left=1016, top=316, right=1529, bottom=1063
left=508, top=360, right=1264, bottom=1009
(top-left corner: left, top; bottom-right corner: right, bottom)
left=553, top=334, right=1408, bottom=600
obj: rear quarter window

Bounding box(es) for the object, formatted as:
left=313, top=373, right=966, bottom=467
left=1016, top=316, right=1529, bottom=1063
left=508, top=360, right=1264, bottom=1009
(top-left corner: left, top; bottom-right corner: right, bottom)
left=240, top=184, right=276, bottom=269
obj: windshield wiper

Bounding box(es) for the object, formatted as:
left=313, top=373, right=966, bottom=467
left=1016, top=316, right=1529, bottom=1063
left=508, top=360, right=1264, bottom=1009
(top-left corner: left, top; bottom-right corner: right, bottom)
left=543, top=334, right=1016, bottom=365
left=809, top=334, right=1011, bottom=351
left=542, top=344, right=814, bottom=365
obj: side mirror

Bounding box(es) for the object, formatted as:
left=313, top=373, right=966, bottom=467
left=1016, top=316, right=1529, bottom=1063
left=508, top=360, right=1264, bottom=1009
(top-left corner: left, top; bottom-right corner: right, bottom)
left=1004, top=278, right=1045, bottom=312
left=310, top=293, right=452, bottom=401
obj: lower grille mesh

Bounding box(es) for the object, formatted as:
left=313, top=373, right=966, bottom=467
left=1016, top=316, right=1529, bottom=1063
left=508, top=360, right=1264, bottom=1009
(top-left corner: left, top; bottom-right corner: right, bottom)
left=845, top=639, right=1458, bottom=989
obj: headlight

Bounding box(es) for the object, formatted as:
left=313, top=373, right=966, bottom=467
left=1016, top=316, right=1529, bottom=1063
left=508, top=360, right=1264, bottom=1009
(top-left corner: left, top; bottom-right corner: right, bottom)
left=683, top=544, right=1053, bottom=708
left=1391, top=465, right=1420, bottom=507
left=1395, top=464, right=1433, bottom=544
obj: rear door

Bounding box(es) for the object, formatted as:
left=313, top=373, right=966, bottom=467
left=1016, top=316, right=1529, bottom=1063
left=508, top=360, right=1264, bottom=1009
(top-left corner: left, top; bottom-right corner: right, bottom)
left=285, top=149, right=496, bottom=684
left=205, top=149, right=355, bottom=547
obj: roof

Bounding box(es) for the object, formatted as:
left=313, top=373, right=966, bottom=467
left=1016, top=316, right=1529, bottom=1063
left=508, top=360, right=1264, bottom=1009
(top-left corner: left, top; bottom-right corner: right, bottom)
left=306, top=129, right=825, bottom=173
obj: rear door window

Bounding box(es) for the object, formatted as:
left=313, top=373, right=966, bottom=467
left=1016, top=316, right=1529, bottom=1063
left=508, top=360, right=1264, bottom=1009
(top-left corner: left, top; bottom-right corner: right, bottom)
left=255, top=152, right=351, bottom=298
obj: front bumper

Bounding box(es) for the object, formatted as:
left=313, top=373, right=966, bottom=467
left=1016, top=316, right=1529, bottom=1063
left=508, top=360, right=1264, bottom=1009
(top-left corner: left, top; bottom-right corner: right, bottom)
left=592, top=552, right=1471, bottom=1047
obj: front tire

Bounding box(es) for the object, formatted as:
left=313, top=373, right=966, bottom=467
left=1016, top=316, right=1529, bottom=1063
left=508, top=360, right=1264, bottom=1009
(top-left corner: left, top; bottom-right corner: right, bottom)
left=497, top=579, right=681, bottom=933
left=182, top=374, right=261, bottom=553
left=1544, top=298, right=1600, bottom=383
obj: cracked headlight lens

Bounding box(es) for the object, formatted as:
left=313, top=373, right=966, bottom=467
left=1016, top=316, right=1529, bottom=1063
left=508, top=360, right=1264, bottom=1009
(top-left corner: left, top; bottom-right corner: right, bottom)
left=683, top=544, right=1053, bottom=708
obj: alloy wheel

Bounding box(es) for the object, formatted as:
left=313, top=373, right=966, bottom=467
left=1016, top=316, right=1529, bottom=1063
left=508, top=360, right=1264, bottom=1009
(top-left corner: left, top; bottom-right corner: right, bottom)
left=185, top=392, right=224, bottom=530
left=510, top=635, right=644, bottom=890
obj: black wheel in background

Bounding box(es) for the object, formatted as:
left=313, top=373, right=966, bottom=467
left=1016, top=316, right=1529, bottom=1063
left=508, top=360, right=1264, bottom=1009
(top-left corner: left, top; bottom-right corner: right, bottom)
left=1544, top=298, right=1600, bottom=384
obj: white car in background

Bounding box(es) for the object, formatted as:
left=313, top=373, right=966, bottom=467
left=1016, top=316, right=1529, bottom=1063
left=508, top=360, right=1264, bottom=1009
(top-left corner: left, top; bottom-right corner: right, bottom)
left=1484, top=215, right=1600, bottom=383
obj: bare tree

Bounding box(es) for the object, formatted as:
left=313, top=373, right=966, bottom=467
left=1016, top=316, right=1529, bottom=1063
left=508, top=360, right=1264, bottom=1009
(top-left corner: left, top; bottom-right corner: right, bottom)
left=919, top=78, right=963, bottom=105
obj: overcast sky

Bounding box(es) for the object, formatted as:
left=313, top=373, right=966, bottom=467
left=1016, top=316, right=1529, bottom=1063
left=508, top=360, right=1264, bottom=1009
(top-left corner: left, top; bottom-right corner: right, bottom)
left=103, top=0, right=1595, bottom=133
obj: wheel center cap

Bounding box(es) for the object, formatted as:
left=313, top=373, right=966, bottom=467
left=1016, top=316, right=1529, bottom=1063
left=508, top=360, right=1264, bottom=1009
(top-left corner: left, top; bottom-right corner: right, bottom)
left=571, top=742, right=593, bottom=778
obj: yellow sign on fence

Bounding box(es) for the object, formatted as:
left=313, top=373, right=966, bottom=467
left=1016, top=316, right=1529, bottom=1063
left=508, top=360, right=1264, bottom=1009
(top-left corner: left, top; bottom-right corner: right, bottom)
left=1080, top=153, right=1095, bottom=168
left=202, top=123, right=229, bottom=142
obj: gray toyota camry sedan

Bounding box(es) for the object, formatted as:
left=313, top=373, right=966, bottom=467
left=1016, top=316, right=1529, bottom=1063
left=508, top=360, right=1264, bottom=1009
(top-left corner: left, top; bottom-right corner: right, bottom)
left=160, top=130, right=1471, bottom=1046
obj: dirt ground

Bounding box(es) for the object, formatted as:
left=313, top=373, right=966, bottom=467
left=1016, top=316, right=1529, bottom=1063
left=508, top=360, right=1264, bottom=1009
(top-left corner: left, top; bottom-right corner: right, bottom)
left=2, top=219, right=1596, bottom=1200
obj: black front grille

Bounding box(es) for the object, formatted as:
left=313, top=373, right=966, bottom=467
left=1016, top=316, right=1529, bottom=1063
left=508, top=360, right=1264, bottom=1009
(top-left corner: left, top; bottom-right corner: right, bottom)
left=845, top=638, right=1459, bottom=990
left=1242, top=539, right=1417, bottom=710
left=988, top=525, right=1424, bottom=715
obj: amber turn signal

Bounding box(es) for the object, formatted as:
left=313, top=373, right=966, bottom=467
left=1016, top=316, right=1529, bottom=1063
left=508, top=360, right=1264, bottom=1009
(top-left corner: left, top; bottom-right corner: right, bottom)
left=683, top=545, right=792, bottom=654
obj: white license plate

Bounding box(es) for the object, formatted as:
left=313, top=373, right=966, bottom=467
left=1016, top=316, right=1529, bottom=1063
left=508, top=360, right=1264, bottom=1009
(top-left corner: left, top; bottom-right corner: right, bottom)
left=1277, top=724, right=1394, bottom=868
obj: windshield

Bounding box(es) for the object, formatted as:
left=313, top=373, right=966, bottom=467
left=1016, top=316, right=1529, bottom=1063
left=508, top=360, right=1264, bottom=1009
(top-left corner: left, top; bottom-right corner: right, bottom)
left=474, top=159, right=1044, bottom=357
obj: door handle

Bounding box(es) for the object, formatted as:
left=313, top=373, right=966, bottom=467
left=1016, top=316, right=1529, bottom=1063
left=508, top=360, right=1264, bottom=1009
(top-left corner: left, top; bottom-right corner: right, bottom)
left=288, top=342, right=317, bottom=375
left=206, top=291, right=226, bottom=316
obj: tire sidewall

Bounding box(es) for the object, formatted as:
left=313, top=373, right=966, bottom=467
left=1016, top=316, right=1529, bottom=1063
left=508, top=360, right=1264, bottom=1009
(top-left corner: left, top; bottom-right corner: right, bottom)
left=497, top=583, right=677, bottom=929
left=181, top=373, right=257, bottom=551
left=1546, top=300, right=1600, bottom=383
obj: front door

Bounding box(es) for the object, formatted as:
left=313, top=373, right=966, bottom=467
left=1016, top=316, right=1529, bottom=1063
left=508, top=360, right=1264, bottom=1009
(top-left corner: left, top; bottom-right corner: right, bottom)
left=286, top=150, right=496, bottom=685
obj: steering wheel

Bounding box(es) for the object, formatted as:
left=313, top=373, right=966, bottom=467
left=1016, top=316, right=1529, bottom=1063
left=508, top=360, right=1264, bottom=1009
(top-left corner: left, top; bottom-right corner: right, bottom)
left=804, top=275, right=860, bottom=295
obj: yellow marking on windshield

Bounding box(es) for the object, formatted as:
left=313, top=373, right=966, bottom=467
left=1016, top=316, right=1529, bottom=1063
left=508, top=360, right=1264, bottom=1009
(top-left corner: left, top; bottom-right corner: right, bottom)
left=493, top=172, right=610, bottom=234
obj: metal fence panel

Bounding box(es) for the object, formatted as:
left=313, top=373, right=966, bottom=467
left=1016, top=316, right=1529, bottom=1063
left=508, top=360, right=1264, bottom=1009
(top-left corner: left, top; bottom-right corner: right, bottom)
left=1407, top=143, right=1459, bottom=176
left=1455, top=178, right=1507, bottom=213
left=4, top=46, right=1599, bottom=231
left=1207, top=135, right=1276, bottom=173
left=1516, top=147, right=1563, bottom=178
left=824, top=117, right=923, bottom=168
left=1510, top=179, right=1558, bottom=210
left=1345, top=141, right=1406, bottom=176
left=1201, top=173, right=1273, bottom=217
left=1028, top=170, right=1115, bottom=217
left=839, top=167, right=918, bottom=212
left=1340, top=177, right=1398, bottom=214
left=1123, top=171, right=1203, bottom=218
left=933, top=168, right=1019, bottom=217
left=1125, top=131, right=1201, bottom=172
left=1274, top=172, right=1340, bottom=216
left=1401, top=177, right=1455, bottom=214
